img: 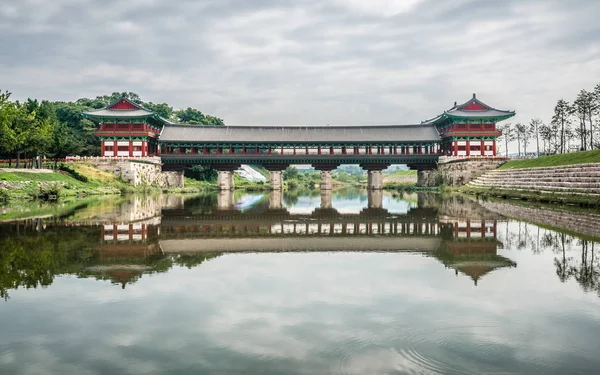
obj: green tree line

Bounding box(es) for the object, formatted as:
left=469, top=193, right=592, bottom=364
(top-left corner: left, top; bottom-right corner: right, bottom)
left=498, top=83, right=600, bottom=156
left=0, top=90, right=224, bottom=167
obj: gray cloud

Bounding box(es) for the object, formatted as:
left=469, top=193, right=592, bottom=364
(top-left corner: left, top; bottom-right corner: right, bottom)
left=0, top=0, right=598, bottom=134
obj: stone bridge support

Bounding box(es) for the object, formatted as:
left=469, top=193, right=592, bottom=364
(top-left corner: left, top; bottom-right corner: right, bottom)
left=367, top=170, right=384, bottom=190
left=217, top=170, right=235, bottom=190
left=313, top=164, right=339, bottom=190
left=216, top=164, right=240, bottom=191
left=360, top=164, right=389, bottom=190
left=417, top=170, right=436, bottom=187
left=320, top=189, right=332, bottom=209
left=269, top=171, right=283, bottom=191
left=263, top=165, right=287, bottom=191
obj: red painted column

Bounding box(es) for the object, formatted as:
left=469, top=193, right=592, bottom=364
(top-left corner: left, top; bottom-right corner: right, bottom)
left=330, top=146, right=334, bottom=155
left=203, top=146, right=207, bottom=154
left=242, top=146, right=246, bottom=154
left=481, top=140, right=485, bottom=156
left=342, top=147, right=347, bottom=155
left=255, top=147, right=259, bottom=154
left=369, top=146, right=372, bottom=155
left=129, top=141, right=133, bottom=157
left=229, top=146, right=233, bottom=154
left=305, top=146, right=309, bottom=154
left=101, top=140, right=105, bottom=157
left=293, top=147, right=296, bottom=155
left=453, top=141, right=458, bottom=156
left=318, top=147, right=321, bottom=155
left=466, top=140, right=470, bottom=156
left=493, top=141, right=497, bottom=156
left=394, top=146, right=397, bottom=155
left=281, top=146, right=284, bottom=154
left=268, top=147, right=272, bottom=155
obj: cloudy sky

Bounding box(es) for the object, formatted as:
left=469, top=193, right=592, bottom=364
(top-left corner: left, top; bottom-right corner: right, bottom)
left=1, top=0, right=599, bottom=127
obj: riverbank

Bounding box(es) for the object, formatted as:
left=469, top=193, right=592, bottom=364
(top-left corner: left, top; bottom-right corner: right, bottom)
left=0, top=164, right=216, bottom=204
left=0, top=163, right=372, bottom=204
left=460, top=150, right=600, bottom=208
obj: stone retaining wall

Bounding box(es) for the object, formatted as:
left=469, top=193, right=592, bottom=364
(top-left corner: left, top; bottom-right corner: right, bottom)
left=469, top=163, right=600, bottom=196
left=92, top=158, right=184, bottom=187
left=437, top=157, right=507, bottom=186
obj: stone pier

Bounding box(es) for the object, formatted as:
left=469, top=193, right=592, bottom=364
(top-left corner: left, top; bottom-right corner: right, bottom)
left=320, top=189, right=332, bottom=209
left=367, top=170, right=384, bottom=190
left=313, top=164, right=339, bottom=191
left=320, top=170, right=333, bottom=190
left=417, top=170, right=436, bottom=187
left=217, top=170, right=235, bottom=191
left=269, top=170, right=283, bottom=191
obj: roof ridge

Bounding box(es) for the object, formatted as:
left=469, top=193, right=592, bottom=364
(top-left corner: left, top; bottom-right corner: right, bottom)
left=107, top=96, right=150, bottom=111
left=455, top=93, right=494, bottom=111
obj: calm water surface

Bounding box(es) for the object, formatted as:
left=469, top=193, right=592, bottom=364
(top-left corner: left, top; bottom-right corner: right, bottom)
left=0, top=190, right=599, bottom=375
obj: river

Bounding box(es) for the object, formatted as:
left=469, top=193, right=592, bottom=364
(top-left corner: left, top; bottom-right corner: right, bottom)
left=0, top=190, right=599, bottom=374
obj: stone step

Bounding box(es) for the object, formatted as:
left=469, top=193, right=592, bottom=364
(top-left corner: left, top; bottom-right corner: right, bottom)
left=486, top=170, right=600, bottom=177
left=474, top=178, right=600, bottom=186
left=467, top=183, right=600, bottom=196
left=473, top=182, right=600, bottom=189
left=492, top=163, right=600, bottom=173
left=478, top=175, right=600, bottom=181
left=469, top=181, right=600, bottom=193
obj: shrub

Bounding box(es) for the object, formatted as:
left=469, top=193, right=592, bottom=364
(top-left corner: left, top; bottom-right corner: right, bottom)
left=59, top=164, right=89, bottom=182
left=0, top=189, right=9, bottom=203
left=33, top=183, right=62, bottom=201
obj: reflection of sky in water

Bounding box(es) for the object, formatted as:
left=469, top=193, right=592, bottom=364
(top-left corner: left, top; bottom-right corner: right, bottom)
left=281, top=191, right=414, bottom=214
left=1, top=242, right=599, bottom=375
left=234, top=193, right=265, bottom=211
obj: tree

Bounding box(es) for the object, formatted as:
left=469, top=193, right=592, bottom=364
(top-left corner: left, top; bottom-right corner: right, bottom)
left=49, top=122, right=80, bottom=168
left=515, top=123, right=530, bottom=156
left=144, top=102, right=174, bottom=120
left=539, top=124, right=553, bottom=155
left=0, top=90, right=19, bottom=164
left=529, top=118, right=543, bottom=156
left=592, top=83, right=600, bottom=148
left=498, top=123, right=515, bottom=156
left=551, top=99, right=572, bottom=154
left=283, top=166, right=300, bottom=180
left=574, top=90, right=594, bottom=150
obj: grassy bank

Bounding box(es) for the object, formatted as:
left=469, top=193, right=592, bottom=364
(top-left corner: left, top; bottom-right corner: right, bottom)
left=499, top=150, right=600, bottom=169
left=0, top=163, right=218, bottom=204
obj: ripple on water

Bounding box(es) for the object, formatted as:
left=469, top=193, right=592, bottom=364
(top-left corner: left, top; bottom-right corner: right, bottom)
left=337, top=346, right=479, bottom=375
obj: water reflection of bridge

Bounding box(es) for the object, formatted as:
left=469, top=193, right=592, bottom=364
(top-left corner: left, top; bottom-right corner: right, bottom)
left=92, top=192, right=515, bottom=286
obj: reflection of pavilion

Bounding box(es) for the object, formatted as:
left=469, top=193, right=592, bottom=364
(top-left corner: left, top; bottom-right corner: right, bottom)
left=436, top=218, right=516, bottom=285
left=87, top=223, right=162, bottom=288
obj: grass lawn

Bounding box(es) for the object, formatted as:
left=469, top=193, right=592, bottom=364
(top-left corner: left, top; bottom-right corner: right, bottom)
left=499, top=150, right=600, bottom=169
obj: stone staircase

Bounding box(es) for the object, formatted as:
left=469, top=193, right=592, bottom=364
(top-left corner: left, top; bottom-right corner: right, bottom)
left=468, top=163, right=600, bottom=196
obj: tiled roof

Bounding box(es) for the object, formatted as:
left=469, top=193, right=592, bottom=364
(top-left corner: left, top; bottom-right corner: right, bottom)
left=422, top=94, right=515, bottom=124
left=159, top=124, right=441, bottom=143
left=83, top=108, right=156, bottom=117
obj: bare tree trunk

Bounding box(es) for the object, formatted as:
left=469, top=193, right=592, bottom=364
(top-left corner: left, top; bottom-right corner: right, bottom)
left=589, top=111, right=595, bottom=150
